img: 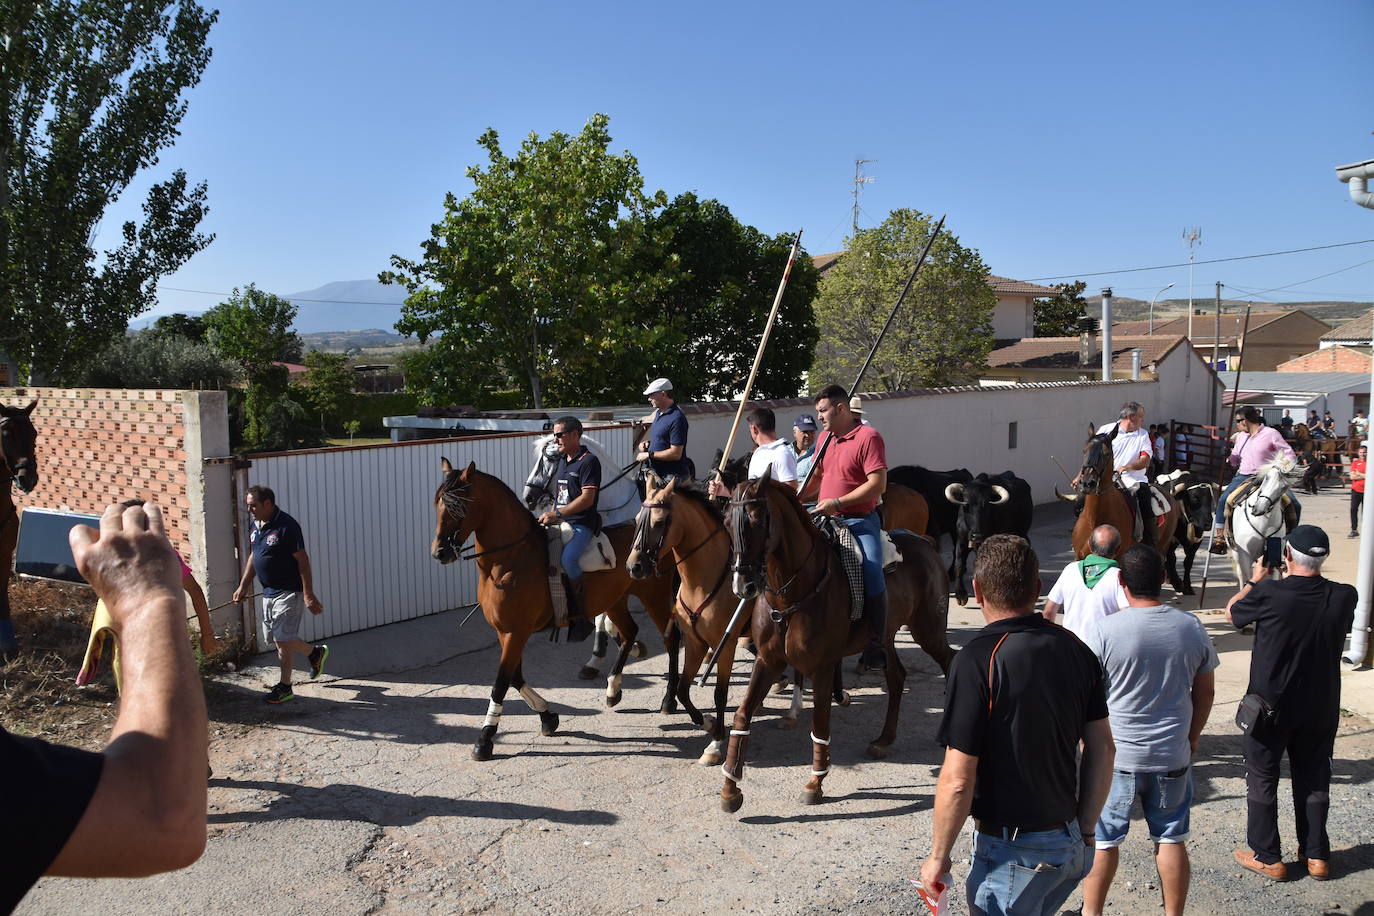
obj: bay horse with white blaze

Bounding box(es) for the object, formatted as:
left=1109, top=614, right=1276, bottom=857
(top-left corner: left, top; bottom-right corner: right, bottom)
left=431, top=458, right=675, bottom=760
left=0, top=400, right=39, bottom=657
left=719, top=469, right=953, bottom=811
left=1059, top=424, right=1178, bottom=560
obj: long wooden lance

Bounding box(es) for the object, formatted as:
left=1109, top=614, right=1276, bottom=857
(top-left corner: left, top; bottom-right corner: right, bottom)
left=699, top=215, right=947, bottom=688
left=1198, top=305, right=1251, bottom=608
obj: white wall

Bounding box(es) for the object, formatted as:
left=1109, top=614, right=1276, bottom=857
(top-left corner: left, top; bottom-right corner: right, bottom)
left=992, top=294, right=1034, bottom=338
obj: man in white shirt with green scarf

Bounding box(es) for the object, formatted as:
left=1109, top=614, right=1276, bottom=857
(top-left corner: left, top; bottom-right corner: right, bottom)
left=1044, top=524, right=1127, bottom=637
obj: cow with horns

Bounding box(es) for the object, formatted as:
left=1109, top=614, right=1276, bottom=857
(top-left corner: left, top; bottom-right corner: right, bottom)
left=944, top=471, right=1034, bottom=605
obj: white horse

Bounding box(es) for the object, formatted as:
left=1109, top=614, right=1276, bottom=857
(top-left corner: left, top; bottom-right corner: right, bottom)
left=522, top=432, right=647, bottom=678
left=1228, top=455, right=1300, bottom=584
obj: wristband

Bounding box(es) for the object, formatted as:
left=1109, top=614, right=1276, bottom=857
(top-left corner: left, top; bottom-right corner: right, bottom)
left=555, top=509, right=563, bottom=520
left=1245, top=579, right=1261, bottom=588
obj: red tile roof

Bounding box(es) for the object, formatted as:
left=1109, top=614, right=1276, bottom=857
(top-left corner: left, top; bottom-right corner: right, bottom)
left=987, top=335, right=1187, bottom=371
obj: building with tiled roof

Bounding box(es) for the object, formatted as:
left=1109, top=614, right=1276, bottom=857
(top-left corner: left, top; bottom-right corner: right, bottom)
left=1319, top=310, right=1374, bottom=347
left=983, top=334, right=1215, bottom=385
left=1110, top=309, right=1330, bottom=371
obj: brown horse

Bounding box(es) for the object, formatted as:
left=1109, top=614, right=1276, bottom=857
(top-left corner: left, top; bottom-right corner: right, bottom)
left=878, top=482, right=928, bottom=535
left=431, top=458, right=675, bottom=760
left=718, top=470, right=953, bottom=811
left=0, top=400, right=39, bottom=658
left=1059, top=425, right=1179, bottom=559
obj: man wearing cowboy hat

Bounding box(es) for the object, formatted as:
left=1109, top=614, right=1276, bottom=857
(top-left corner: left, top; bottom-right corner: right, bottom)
left=638, top=377, right=691, bottom=481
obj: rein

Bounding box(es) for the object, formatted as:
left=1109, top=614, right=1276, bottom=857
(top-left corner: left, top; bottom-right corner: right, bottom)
left=636, top=497, right=729, bottom=622
left=729, top=490, right=830, bottom=626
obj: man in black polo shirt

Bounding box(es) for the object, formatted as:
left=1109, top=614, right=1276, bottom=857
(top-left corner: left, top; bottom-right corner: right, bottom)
left=1225, top=524, right=1356, bottom=882
left=233, top=485, right=329, bottom=704
left=537, top=416, right=600, bottom=641
left=637, top=377, right=690, bottom=481
left=921, top=534, right=1115, bottom=916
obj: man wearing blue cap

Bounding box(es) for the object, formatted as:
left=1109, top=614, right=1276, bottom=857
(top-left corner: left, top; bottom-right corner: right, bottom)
left=793, top=413, right=818, bottom=482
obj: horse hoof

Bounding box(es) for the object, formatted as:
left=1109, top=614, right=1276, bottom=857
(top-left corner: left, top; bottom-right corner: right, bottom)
left=539, top=711, right=559, bottom=737
left=606, top=690, right=622, bottom=708
left=699, top=750, right=722, bottom=766
left=777, top=716, right=797, bottom=730
left=867, top=742, right=891, bottom=760
left=702, top=714, right=717, bottom=734
left=770, top=677, right=791, bottom=695
left=721, top=792, right=743, bottom=813
left=631, top=641, right=647, bottom=659
left=1182, top=587, right=1195, bottom=596
left=660, top=698, right=678, bottom=715
left=801, top=788, right=824, bottom=806
left=837, top=690, right=852, bottom=707
left=471, top=740, right=494, bottom=761
left=577, top=665, right=600, bottom=681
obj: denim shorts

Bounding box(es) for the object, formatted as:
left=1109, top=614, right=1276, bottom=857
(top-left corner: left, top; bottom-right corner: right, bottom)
left=1095, top=766, right=1193, bottom=848
left=968, top=822, right=1090, bottom=916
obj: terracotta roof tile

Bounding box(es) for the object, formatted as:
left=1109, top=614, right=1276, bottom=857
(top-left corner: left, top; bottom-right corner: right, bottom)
left=1320, top=310, right=1374, bottom=342
left=987, top=335, right=1187, bottom=371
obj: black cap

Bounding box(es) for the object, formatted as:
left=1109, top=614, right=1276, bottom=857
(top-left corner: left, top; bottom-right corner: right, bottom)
left=1286, top=524, right=1329, bottom=557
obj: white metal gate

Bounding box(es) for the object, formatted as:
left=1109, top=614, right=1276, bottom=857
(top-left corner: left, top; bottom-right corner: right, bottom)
left=238, top=424, right=639, bottom=644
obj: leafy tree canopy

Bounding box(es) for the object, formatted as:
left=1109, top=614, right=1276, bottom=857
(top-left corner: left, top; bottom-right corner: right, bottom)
left=300, top=349, right=357, bottom=434
left=382, top=113, right=675, bottom=408
left=203, top=284, right=302, bottom=372
left=811, top=209, right=996, bottom=391
left=1034, top=281, right=1088, bottom=337
left=150, top=311, right=208, bottom=343
left=0, top=0, right=217, bottom=382
left=76, top=329, right=236, bottom=389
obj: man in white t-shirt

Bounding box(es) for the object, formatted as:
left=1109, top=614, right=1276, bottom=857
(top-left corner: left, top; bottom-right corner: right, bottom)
left=1044, top=524, right=1126, bottom=637
left=709, top=406, right=798, bottom=495
left=1094, top=401, right=1155, bottom=536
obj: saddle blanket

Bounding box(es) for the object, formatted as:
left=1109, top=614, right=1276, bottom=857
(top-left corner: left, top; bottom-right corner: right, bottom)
left=815, top=518, right=903, bottom=622
left=545, top=524, right=616, bottom=626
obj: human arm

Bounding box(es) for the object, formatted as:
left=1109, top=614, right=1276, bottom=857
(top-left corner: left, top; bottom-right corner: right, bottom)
left=1224, top=557, right=1270, bottom=624
left=1188, top=670, right=1216, bottom=754
left=293, top=549, right=324, bottom=615
left=1118, top=451, right=1151, bottom=473
left=919, top=747, right=978, bottom=897
left=811, top=468, right=887, bottom=517
left=231, top=556, right=255, bottom=604
left=48, top=502, right=207, bottom=876
left=539, top=485, right=598, bottom=525
left=181, top=572, right=218, bottom=655
left=1076, top=717, right=1115, bottom=839
left=1042, top=599, right=1062, bottom=624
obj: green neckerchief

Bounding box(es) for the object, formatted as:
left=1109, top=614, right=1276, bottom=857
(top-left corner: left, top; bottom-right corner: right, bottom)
left=1079, top=555, right=1120, bottom=589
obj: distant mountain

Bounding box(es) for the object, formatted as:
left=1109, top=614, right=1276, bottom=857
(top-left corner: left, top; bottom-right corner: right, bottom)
left=284, top=279, right=409, bottom=334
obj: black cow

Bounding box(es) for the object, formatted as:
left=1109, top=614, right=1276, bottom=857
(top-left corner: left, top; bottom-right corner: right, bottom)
left=945, top=471, right=1034, bottom=605
left=1164, top=471, right=1217, bottom=596
left=888, top=465, right=973, bottom=575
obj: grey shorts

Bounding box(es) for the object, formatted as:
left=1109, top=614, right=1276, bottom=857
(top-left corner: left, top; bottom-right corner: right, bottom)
left=262, top=591, right=305, bottom=644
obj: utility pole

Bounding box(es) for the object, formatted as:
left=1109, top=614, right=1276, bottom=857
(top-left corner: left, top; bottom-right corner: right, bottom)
left=852, top=158, right=876, bottom=237
left=1209, top=281, right=1223, bottom=427
left=1184, top=227, right=1202, bottom=340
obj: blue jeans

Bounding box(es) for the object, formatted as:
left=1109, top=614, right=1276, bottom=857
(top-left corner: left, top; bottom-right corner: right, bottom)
left=841, top=511, right=885, bottom=596
left=561, top=523, right=594, bottom=581
left=1215, top=473, right=1300, bottom=527
left=968, top=823, right=1091, bottom=916
left=1096, top=767, right=1193, bottom=847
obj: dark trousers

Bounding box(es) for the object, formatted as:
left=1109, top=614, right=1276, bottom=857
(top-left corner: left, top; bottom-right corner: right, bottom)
left=1352, top=491, right=1364, bottom=533
left=1135, top=484, right=1154, bottom=538
left=1243, top=721, right=1336, bottom=864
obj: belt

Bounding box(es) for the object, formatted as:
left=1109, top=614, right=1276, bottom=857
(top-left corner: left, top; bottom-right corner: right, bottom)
left=975, top=820, right=1066, bottom=839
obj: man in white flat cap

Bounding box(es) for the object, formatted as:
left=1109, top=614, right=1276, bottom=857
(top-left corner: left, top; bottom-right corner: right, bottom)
left=638, top=377, right=691, bottom=481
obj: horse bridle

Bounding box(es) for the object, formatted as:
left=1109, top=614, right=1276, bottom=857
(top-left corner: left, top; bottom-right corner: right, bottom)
left=1078, top=435, right=1112, bottom=495
left=635, top=496, right=729, bottom=622
left=728, top=488, right=828, bottom=625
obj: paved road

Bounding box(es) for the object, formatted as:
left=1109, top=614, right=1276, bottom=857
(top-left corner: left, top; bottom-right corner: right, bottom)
left=19, top=494, right=1374, bottom=914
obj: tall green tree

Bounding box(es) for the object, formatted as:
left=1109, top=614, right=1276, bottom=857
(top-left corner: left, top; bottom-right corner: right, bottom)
left=641, top=194, right=818, bottom=401
left=301, top=349, right=357, bottom=435
left=76, top=330, right=236, bottom=389
left=0, top=0, right=217, bottom=382
left=150, top=311, right=208, bottom=343
left=811, top=210, right=997, bottom=390
left=204, top=285, right=307, bottom=449
left=1033, top=281, right=1088, bottom=337
left=382, top=113, right=674, bottom=408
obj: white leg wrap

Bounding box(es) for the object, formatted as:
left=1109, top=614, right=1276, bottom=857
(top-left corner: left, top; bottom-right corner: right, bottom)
left=519, top=684, right=548, bottom=713
left=482, top=700, right=503, bottom=728
left=811, top=732, right=831, bottom=746
left=583, top=652, right=602, bottom=671
left=721, top=763, right=744, bottom=783
left=607, top=673, right=623, bottom=696
left=730, top=728, right=750, bottom=736
left=810, top=767, right=831, bottom=777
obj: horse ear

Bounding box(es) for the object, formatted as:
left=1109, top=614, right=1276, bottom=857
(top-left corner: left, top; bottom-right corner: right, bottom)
left=463, top=461, right=476, bottom=478
left=23, top=400, right=36, bottom=415
left=646, top=469, right=663, bottom=490
left=759, top=463, right=773, bottom=484
left=1087, top=423, right=1096, bottom=439
left=662, top=476, right=676, bottom=496
left=1105, top=423, right=1119, bottom=443
left=441, top=457, right=453, bottom=474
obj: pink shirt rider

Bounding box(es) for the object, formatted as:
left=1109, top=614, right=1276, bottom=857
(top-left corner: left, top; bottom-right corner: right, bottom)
left=816, top=424, right=888, bottom=516
left=1229, top=424, right=1296, bottom=476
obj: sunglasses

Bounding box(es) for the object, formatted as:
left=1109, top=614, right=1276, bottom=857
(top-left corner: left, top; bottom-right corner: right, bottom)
left=553, top=430, right=576, bottom=439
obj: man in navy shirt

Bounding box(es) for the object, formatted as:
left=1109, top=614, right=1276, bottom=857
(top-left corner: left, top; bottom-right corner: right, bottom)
left=538, top=417, right=600, bottom=641
left=233, top=485, right=329, bottom=704
left=637, top=377, right=690, bottom=480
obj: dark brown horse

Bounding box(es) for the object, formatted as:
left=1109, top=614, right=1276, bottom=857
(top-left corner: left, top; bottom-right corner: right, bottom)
left=1059, top=425, right=1178, bottom=559
left=878, top=482, right=929, bottom=535
left=718, top=470, right=953, bottom=811
left=431, top=458, right=675, bottom=760
left=0, top=400, right=39, bottom=658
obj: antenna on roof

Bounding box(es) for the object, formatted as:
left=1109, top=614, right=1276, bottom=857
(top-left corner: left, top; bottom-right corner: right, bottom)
left=1184, top=226, right=1203, bottom=339
left=852, top=158, right=876, bottom=237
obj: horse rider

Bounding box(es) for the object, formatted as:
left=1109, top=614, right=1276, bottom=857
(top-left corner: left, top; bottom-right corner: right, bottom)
left=637, top=377, right=691, bottom=482
left=537, top=416, right=599, bottom=641
left=1080, top=401, right=1155, bottom=541
left=792, top=413, right=818, bottom=483
left=1210, top=406, right=1298, bottom=555
left=800, top=384, right=890, bottom=672
left=708, top=406, right=799, bottom=497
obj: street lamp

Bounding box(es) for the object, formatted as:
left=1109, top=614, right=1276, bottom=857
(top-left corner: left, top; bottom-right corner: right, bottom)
left=1149, top=282, right=1175, bottom=335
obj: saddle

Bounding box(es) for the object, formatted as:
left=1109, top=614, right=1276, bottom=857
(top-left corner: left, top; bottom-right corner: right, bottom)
left=1114, top=479, right=1171, bottom=542
left=544, top=523, right=617, bottom=626
left=1223, top=477, right=1300, bottom=540
left=811, top=517, right=902, bottom=622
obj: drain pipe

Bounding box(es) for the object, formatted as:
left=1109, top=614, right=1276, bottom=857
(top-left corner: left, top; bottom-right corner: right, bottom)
left=1101, top=287, right=1114, bottom=381
left=1337, top=157, right=1374, bottom=664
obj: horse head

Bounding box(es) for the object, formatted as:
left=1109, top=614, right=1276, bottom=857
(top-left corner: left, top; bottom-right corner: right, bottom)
left=433, top=457, right=476, bottom=564
left=726, top=465, right=776, bottom=599
left=628, top=471, right=675, bottom=579
left=1249, top=458, right=1294, bottom=518
left=522, top=434, right=561, bottom=511
left=1076, top=425, right=1115, bottom=495
left=0, top=400, right=39, bottom=494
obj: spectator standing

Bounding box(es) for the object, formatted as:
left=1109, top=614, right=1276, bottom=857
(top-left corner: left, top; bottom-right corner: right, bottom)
left=2, top=503, right=207, bottom=911
left=1350, top=442, right=1367, bottom=538
left=1352, top=409, right=1368, bottom=440
left=920, top=535, right=1115, bottom=916
left=1280, top=409, right=1295, bottom=438
left=1043, top=524, right=1126, bottom=637
left=1225, top=525, right=1356, bottom=881
left=233, top=485, right=329, bottom=704
left=1078, top=546, right=1218, bottom=916
left=709, top=407, right=797, bottom=497
left=792, top=413, right=818, bottom=483
left=637, top=377, right=691, bottom=481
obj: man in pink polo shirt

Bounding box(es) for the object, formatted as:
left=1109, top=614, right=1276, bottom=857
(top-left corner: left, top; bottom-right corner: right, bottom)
left=799, top=383, right=889, bottom=671
left=1210, top=406, right=1298, bottom=554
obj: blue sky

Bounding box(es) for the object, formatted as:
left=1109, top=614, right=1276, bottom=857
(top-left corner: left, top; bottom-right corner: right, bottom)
left=110, top=0, right=1374, bottom=320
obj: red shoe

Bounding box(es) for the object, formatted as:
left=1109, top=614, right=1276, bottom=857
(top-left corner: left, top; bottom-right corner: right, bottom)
left=1235, top=849, right=1287, bottom=881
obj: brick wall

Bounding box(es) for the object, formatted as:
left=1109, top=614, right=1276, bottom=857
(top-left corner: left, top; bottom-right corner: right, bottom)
left=1277, top=347, right=1373, bottom=373
left=1, top=387, right=193, bottom=558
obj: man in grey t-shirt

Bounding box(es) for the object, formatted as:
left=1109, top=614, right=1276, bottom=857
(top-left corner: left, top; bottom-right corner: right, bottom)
left=1077, top=545, right=1218, bottom=916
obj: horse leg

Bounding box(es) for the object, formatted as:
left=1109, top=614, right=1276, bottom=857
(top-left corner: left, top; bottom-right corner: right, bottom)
left=780, top=668, right=803, bottom=729
left=953, top=539, right=970, bottom=605
left=577, top=614, right=613, bottom=680
left=1181, top=541, right=1200, bottom=595
left=602, top=599, right=639, bottom=709
left=474, top=630, right=527, bottom=761
left=868, top=638, right=907, bottom=759
left=661, top=618, right=680, bottom=715
left=674, top=627, right=705, bottom=729
left=720, top=656, right=781, bottom=813
left=0, top=516, right=18, bottom=657
left=700, top=633, right=735, bottom=766
left=832, top=662, right=852, bottom=706
left=511, top=660, right=559, bottom=737
left=802, top=663, right=835, bottom=805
